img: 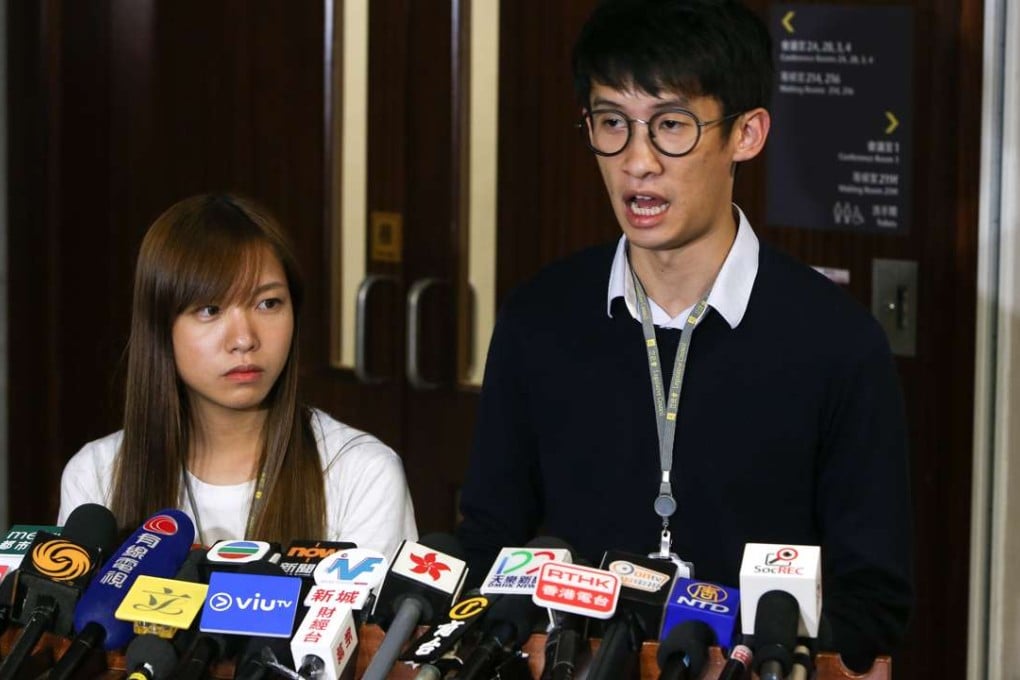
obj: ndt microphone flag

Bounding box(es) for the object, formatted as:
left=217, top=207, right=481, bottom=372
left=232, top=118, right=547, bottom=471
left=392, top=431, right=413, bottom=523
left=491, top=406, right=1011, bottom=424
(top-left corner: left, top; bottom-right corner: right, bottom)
left=661, top=577, right=739, bottom=650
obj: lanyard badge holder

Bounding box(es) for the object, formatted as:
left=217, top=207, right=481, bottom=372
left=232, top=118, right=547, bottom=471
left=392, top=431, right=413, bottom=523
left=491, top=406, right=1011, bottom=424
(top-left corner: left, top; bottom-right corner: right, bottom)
left=631, top=263, right=706, bottom=581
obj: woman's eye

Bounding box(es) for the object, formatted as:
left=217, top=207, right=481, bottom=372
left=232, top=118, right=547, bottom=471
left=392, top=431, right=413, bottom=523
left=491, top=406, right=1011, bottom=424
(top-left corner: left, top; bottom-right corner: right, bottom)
left=195, top=305, right=219, bottom=318
left=257, top=298, right=284, bottom=311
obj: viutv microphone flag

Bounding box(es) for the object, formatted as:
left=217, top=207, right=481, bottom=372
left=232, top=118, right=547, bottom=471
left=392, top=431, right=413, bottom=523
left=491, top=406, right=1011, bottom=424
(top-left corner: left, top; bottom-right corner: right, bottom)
left=199, top=571, right=302, bottom=637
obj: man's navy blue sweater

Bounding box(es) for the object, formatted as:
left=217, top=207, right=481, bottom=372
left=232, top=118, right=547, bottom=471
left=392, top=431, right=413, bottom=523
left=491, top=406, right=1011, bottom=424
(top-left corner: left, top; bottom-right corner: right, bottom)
left=457, top=239, right=913, bottom=668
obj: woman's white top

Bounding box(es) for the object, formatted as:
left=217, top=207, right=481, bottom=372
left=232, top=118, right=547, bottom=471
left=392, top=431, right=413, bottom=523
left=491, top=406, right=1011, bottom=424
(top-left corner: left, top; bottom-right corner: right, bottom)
left=57, top=409, right=418, bottom=557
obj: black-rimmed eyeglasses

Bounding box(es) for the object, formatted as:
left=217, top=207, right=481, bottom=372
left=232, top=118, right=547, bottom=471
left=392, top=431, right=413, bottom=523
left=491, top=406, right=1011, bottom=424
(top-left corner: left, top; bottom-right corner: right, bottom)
left=577, top=108, right=744, bottom=157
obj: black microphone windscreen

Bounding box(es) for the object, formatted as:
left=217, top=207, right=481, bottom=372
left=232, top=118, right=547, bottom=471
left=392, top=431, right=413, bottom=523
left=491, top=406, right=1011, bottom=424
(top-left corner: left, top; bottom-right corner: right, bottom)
left=61, top=503, right=118, bottom=556
left=125, top=635, right=178, bottom=680
left=486, top=591, right=541, bottom=647
left=754, top=590, right=799, bottom=649
left=656, top=620, right=714, bottom=678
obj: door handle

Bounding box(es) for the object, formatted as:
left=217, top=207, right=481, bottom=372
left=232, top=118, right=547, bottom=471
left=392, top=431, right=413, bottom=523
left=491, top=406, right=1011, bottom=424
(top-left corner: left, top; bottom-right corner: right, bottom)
left=406, top=277, right=447, bottom=390
left=354, top=274, right=396, bottom=384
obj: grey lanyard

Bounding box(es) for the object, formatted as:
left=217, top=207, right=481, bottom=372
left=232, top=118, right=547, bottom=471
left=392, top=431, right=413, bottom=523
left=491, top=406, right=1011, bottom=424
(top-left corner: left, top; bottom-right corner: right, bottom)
left=629, top=262, right=710, bottom=558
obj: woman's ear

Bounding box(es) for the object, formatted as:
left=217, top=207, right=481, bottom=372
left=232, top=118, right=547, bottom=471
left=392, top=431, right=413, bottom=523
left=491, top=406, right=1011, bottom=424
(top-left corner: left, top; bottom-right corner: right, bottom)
left=731, top=107, right=771, bottom=162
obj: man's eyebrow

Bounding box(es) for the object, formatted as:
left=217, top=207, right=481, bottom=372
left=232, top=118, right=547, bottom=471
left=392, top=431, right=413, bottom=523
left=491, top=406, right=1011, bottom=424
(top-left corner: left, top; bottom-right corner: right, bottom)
left=590, top=94, right=692, bottom=110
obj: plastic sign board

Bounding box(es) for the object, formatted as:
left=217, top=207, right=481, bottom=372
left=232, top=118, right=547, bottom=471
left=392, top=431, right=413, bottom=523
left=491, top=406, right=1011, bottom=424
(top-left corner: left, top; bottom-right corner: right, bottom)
left=115, top=575, right=208, bottom=631
left=400, top=593, right=493, bottom=663
left=662, top=578, right=739, bottom=649
left=480, top=547, right=572, bottom=595
left=206, top=540, right=273, bottom=564
left=313, top=548, right=387, bottom=591
left=291, top=604, right=358, bottom=680
left=1, top=526, right=62, bottom=577
left=280, top=540, right=357, bottom=578
left=532, top=560, right=620, bottom=620
left=738, top=543, right=821, bottom=637
left=303, top=583, right=371, bottom=610
left=199, top=571, right=302, bottom=637
left=388, top=541, right=466, bottom=595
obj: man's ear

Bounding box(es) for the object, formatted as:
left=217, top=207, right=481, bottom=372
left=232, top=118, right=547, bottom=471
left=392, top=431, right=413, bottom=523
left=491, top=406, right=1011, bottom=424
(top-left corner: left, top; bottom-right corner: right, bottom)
left=731, top=107, right=770, bottom=162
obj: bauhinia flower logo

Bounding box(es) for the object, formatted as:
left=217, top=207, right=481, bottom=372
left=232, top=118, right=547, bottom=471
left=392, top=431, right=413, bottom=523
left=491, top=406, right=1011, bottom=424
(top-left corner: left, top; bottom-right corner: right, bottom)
left=409, top=552, right=451, bottom=581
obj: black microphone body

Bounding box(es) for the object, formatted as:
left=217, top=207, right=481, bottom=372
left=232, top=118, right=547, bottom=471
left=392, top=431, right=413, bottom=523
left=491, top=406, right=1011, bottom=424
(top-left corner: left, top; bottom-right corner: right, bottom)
left=0, top=504, right=117, bottom=680
left=716, top=642, right=753, bottom=680
left=364, top=534, right=467, bottom=680
left=752, top=590, right=800, bottom=680
left=124, top=634, right=178, bottom=680
left=456, top=591, right=547, bottom=680
left=586, top=551, right=679, bottom=680
left=655, top=620, right=713, bottom=680
left=586, top=612, right=640, bottom=680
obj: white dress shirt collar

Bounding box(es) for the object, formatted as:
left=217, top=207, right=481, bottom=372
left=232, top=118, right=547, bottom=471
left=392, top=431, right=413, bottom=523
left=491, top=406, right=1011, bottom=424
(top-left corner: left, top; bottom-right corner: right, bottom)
left=606, top=205, right=759, bottom=329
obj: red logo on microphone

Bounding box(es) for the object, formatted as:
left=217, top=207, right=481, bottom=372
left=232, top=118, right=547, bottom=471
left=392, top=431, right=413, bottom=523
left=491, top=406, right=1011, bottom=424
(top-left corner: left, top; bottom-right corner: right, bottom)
left=409, top=552, right=451, bottom=581
left=143, top=515, right=179, bottom=536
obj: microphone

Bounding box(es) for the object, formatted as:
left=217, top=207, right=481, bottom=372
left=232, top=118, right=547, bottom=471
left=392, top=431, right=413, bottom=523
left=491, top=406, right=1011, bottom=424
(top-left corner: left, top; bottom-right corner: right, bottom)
left=586, top=551, right=679, bottom=680
left=363, top=534, right=468, bottom=680
left=113, top=548, right=210, bottom=640
left=790, top=641, right=815, bottom=680
left=660, top=578, right=739, bottom=651
left=454, top=589, right=545, bottom=680
left=655, top=619, right=713, bottom=680
left=114, top=551, right=210, bottom=680
left=531, top=559, right=621, bottom=680
left=290, top=601, right=358, bottom=680
left=201, top=559, right=303, bottom=680
left=49, top=509, right=195, bottom=680
left=399, top=590, right=495, bottom=678
left=716, top=635, right=753, bottom=680
left=175, top=544, right=290, bottom=680
left=0, top=504, right=117, bottom=680
left=124, top=633, right=179, bottom=680
left=751, top=590, right=799, bottom=680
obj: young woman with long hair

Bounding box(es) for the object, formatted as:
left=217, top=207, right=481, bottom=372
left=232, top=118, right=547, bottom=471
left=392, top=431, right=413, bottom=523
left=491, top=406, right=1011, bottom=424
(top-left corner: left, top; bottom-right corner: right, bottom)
left=58, top=194, right=417, bottom=554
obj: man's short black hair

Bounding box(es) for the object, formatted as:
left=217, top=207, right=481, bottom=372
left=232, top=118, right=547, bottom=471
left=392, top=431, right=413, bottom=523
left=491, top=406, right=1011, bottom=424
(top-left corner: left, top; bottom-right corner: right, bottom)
left=572, top=0, right=774, bottom=116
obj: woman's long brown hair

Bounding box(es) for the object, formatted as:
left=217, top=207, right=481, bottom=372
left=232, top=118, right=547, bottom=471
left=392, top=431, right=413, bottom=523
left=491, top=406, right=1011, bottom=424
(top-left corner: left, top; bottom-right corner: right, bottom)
left=110, top=194, right=325, bottom=544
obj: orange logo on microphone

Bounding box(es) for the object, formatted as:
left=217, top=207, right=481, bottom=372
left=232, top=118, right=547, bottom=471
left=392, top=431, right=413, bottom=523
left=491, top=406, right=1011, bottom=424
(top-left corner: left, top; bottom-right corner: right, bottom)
left=30, top=539, right=91, bottom=581
left=686, top=582, right=728, bottom=603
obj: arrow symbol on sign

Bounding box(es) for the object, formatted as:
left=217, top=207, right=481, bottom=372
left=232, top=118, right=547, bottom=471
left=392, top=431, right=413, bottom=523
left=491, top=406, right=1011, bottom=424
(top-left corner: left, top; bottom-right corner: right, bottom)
left=782, top=11, right=795, bottom=34
left=885, top=111, right=899, bottom=134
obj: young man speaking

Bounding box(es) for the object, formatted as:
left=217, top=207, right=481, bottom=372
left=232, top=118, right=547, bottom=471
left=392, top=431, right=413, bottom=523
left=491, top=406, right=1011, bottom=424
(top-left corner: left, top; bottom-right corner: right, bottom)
left=457, top=0, right=912, bottom=669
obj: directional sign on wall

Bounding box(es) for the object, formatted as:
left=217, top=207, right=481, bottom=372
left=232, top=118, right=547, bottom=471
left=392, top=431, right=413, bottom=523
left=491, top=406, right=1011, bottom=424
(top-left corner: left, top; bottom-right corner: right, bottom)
left=766, top=5, right=914, bottom=234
